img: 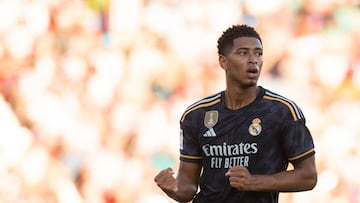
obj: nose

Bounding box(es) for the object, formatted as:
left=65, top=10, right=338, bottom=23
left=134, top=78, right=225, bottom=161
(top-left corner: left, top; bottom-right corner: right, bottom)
left=249, top=60, right=257, bottom=64
left=248, top=54, right=258, bottom=64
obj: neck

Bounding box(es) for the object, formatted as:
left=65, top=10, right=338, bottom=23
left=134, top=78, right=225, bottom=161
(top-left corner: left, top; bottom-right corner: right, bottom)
left=224, top=86, right=259, bottom=110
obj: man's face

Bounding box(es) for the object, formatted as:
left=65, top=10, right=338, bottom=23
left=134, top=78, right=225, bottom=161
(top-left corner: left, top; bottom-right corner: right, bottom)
left=219, top=37, right=263, bottom=88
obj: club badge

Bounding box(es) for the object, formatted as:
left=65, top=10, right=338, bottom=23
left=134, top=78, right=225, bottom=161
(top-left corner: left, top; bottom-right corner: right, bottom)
left=248, top=118, right=262, bottom=136
left=204, top=111, right=218, bottom=129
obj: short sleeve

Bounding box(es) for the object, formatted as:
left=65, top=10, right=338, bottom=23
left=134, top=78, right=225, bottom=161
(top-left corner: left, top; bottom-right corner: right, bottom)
left=281, top=118, right=315, bottom=163
left=179, top=114, right=202, bottom=163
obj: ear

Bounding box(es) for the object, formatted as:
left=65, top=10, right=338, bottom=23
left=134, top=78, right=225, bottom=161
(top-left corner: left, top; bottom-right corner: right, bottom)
left=219, top=55, right=228, bottom=70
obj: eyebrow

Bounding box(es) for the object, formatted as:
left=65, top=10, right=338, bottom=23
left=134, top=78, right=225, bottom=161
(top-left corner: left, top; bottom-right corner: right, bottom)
left=235, top=47, right=263, bottom=51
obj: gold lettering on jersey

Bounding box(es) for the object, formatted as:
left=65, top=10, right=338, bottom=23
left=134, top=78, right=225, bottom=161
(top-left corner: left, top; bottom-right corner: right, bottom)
left=204, top=110, right=218, bottom=129
left=248, top=118, right=262, bottom=136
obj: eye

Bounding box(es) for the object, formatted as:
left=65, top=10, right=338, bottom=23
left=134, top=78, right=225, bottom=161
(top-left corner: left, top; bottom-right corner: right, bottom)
left=255, top=52, right=263, bottom=57
left=236, top=51, right=247, bottom=56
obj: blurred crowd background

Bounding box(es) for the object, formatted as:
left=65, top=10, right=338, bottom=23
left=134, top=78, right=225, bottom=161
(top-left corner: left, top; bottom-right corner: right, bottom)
left=0, top=0, right=359, bottom=202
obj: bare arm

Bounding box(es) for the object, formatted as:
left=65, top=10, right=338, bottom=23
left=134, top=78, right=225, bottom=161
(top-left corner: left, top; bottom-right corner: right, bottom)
left=154, top=161, right=202, bottom=202
left=226, top=156, right=317, bottom=192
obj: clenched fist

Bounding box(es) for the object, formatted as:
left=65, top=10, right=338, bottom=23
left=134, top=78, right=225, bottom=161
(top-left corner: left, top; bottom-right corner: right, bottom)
left=154, top=167, right=178, bottom=194
left=225, top=166, right=254, bottom=191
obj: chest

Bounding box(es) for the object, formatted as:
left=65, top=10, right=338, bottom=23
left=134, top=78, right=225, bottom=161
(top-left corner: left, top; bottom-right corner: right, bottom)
left=197, top=108, right=282, bottom=145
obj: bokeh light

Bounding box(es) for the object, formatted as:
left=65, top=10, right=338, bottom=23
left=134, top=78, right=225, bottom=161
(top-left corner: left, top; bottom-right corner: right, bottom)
left=0, top=0, right=359, bottom=202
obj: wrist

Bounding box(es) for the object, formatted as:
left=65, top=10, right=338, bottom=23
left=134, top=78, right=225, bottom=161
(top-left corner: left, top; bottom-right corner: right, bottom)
left=166, top=185, right=196, bottom=202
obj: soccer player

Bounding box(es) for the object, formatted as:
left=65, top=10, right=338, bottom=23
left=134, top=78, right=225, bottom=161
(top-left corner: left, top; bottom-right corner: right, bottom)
left=154, top=24, right=317, bottom=203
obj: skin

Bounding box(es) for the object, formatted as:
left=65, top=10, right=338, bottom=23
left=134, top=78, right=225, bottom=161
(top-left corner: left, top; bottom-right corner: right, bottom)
left=154, top=162, right=201, bottom=202
left=219, top=37, right=263, bottom=110
left=154, top=36, right=317, bottom=202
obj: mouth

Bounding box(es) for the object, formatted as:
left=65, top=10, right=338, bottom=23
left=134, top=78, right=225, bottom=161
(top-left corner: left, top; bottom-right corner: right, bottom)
left=246, top=67, right=259, bottom=78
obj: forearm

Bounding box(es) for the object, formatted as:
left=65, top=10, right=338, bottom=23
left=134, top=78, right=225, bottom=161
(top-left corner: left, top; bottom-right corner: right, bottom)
left=165, top=181, right=198, bottom=202
left=249, top=168, right=317, bottom=192
left=155, top=162, right=201, bottom=202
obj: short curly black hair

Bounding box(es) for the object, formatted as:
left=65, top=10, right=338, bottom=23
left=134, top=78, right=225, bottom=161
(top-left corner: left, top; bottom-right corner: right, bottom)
left=217, top=24, right=262, bottom=56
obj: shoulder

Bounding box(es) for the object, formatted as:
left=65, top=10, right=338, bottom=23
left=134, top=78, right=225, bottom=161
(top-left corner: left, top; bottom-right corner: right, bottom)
left=180, top=92, right=222, bottom=123
left=261, top=87, right=304, bottom=121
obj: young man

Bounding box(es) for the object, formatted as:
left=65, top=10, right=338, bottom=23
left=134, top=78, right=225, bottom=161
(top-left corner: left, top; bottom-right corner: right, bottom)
left=154, top=24, right=317, bottom=203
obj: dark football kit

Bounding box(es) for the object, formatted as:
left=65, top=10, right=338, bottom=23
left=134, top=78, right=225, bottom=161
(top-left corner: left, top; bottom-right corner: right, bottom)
left=179, top=86, right=315, bottom=203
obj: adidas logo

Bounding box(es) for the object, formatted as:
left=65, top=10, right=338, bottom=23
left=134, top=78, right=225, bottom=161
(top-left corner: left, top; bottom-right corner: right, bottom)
left=203, top=128, right=217, bottom=137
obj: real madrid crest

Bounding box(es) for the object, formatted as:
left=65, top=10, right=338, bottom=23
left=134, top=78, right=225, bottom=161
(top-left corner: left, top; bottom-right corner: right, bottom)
left=248, top=118, right=262, bottom=136
left=204, top=111, right=218, bottom=129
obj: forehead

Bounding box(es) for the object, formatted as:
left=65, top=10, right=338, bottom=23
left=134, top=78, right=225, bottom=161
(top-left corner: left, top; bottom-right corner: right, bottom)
left=232, top=37, right=263, bottom=49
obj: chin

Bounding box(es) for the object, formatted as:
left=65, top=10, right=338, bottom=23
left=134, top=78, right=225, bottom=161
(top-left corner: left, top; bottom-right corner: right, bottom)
left=247, top=80, right=258, bottom=86
left=241, top=83, right=257, bottom=89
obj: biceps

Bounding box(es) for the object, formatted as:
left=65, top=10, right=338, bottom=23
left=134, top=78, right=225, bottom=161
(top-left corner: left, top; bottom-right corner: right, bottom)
left=292, top=156, right=317, bottom=182
left=293, top=156, right=316, bottom=171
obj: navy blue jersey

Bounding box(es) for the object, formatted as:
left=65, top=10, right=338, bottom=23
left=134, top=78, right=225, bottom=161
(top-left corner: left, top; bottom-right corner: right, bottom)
left=179, top=86, right=315, bottom=203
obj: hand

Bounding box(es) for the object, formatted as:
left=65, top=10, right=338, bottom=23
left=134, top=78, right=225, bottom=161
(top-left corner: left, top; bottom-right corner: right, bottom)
left=225, top=166, right=253, bottom=191
left=154, top=168, right=178, bottom=194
